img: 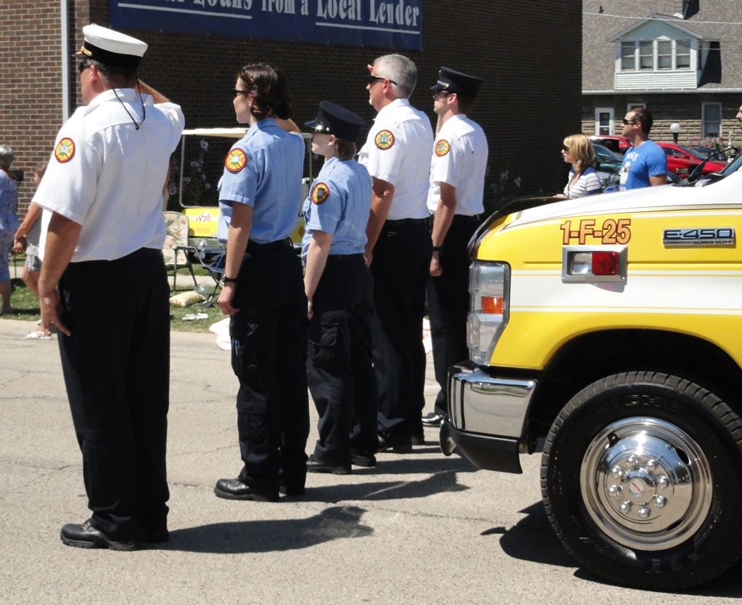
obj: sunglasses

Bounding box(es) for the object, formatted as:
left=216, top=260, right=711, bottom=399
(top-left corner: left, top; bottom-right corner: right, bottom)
left=622, top=118, right=638, bottom=125
left=367, top=75, right=397, bottom=86
left=78, top=60, right=91, bottom=74
left=562, top=146, right=570, bottom=152
left=233, top=89, right=250, bottom=98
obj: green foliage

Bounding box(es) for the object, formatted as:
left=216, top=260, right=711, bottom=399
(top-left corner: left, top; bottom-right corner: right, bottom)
left=484, top=166, right=523, bottom=216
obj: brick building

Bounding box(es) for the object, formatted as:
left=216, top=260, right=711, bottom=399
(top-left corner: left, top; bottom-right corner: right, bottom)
left=582, top=1, right=742, bottom=147
left=1, top=1, right=582, bottom=216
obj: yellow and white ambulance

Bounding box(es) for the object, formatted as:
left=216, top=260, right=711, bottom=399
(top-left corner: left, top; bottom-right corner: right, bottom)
left=441, top=154, right=742, bottom=590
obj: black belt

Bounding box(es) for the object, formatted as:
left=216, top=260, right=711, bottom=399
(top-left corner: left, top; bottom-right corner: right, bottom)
left=128, top=247, right=163, bottom=259
left=427, top=214, right=481, bottom=225
left=326, top=253, right=364, bottom=265
left=246, top=237, right=293, bottom=253
left=71, top=247, right=160, bottom=268
left=385, top=218, right=429, bottom=226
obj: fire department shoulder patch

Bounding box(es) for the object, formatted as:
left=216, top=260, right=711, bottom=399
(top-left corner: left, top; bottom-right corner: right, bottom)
left=435, top=139, right=451, bottom=157
left=224, top=148, right=247, bottom=173
left=54, top=138, right=76, bottom=163
left=311, top=182, right=330, bottom=205
left=374, top=130, right=395, bottom=150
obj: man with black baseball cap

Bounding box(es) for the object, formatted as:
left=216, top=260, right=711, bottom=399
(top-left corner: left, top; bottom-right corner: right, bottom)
left=34, top=24, right=185, bottom=551
left=423, top=66, right=489, bottom=428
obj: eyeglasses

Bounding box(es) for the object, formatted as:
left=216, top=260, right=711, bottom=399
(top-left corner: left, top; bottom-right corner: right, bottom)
left=78, top=60, right=91, bottom=74
left=233, top=89, right=250, bottom=98
left=622, top=119, right=638, bottom=125
left=367, top=75, right=397, bottom=86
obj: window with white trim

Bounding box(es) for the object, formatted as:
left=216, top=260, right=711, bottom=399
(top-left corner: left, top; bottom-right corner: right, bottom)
left=595, top=108, right=614, bottom=135
left=620, top=39, right=693, bottom=72
left=702, top=102, right=721, bottom=138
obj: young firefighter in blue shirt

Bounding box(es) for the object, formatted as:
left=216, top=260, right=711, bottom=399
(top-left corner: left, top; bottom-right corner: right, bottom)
left=302, top=102, right=377, bottom=474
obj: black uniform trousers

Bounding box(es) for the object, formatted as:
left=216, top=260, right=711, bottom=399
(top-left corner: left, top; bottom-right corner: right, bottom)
left=427, top=217, right=480, bottom=416
left=230, top=239, right=309, bottom=496
left=58, top=249, right=170, bottom=541
left=371, top=220, right=432, bottom=438
left=308, top=254, right=377, bottom=464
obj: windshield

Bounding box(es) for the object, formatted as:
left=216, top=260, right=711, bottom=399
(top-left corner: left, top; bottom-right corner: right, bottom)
left=592, top=144, right=623, bottom=164
left=719, top=151, right=742, bottom=176
left=677, top=144, right=713, bottom=162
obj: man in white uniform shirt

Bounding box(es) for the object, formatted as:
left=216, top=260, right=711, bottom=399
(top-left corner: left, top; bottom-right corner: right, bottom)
left=358, top=54, right=434, bottom=452
left=423, top=67, right=489, bottom=427
left=34, top=24, right=185, bottom=551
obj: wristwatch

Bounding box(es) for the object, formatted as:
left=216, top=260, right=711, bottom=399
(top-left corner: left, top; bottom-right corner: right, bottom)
left=223, top=277, right=238, bottom=283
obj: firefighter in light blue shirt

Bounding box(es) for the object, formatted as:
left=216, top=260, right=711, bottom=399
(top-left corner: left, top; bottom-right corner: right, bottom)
left=302, top=101, right=377, bottom=474
left=214, top=64, right=309, bottom=502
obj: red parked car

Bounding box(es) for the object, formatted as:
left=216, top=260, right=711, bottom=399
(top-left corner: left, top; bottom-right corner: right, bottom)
left=657, top=142, right=728, bottom=179
left=588, top=135, right=631, bottom=155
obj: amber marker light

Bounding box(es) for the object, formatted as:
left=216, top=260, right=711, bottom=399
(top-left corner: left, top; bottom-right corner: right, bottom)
left=481, top=296, right=503, bottom=315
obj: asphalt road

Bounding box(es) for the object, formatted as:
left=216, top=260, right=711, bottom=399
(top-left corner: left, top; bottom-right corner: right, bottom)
left=1, top=317, right=741, bottom=604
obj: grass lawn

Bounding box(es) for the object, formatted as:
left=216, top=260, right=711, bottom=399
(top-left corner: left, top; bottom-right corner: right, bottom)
left=7, top=277, right=226, bottom=333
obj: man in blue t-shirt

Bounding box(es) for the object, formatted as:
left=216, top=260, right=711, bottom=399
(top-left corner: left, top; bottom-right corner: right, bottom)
left=619, top=108, right=667, bottom=190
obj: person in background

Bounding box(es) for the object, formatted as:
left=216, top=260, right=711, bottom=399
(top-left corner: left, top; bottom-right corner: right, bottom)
left=34, top=24, right=185, bottom=550
left=213, top=64, right=309, bottom=502
left=302, top=101, right=376, bottom=474
left=556, top=134, right=602, bottom=199
left=14, top=161, right=52, bottom=338
left=0, top=144, right=19, bottom=315
left=619, top=108, right=667, bottom=190
left=358, top=53, right=434, bottom=453
left=423, top=67, right=488, bottom=428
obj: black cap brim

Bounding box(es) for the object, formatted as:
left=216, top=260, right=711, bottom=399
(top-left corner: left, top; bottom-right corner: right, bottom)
left=304, top=119, right=333, bottom=134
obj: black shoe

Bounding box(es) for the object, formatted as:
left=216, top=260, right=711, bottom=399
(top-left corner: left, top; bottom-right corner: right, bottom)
left=306, top=454, right=351, bottom=475
left=60, top=519, right=141, bottom=551
left=378, top=433, right=412, bottom=454
left=214, top=478, right=279, bottom=502
left=411, top=430, right=425, bottom=446
left=421, top=413, right=445, bottom=427
left=350, top=451, right=377, bottom=467
left=279, top=482, right=306, bottom=496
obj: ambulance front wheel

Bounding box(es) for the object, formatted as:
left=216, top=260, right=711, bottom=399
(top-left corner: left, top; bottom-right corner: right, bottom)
left=541, top=371, right=742, bottom=590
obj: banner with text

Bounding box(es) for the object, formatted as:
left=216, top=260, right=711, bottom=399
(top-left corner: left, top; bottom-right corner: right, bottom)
left=109, top=0, right=423, bottom=50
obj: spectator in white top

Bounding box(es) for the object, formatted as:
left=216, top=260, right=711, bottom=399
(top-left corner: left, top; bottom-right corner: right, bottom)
left=557, top=134, right=602, bottom=199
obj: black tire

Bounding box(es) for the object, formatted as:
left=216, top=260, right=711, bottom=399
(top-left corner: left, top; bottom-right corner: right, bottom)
left=541, top=371, right=742, bottom=590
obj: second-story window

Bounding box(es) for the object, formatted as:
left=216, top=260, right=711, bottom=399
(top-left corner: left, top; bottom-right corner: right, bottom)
left=620, top=39, right=693, bottom=71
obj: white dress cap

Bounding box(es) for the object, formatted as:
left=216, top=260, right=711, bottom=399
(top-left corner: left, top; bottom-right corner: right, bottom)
left=79, top=24, right=148, bottom=68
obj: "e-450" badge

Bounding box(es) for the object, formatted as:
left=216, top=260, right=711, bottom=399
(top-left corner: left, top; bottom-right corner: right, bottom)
left=663, top=227, right=735, bottom=247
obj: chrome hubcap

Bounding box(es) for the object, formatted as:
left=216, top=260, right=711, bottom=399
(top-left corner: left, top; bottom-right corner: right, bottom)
left=580, top=417, right=713, bottom=551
